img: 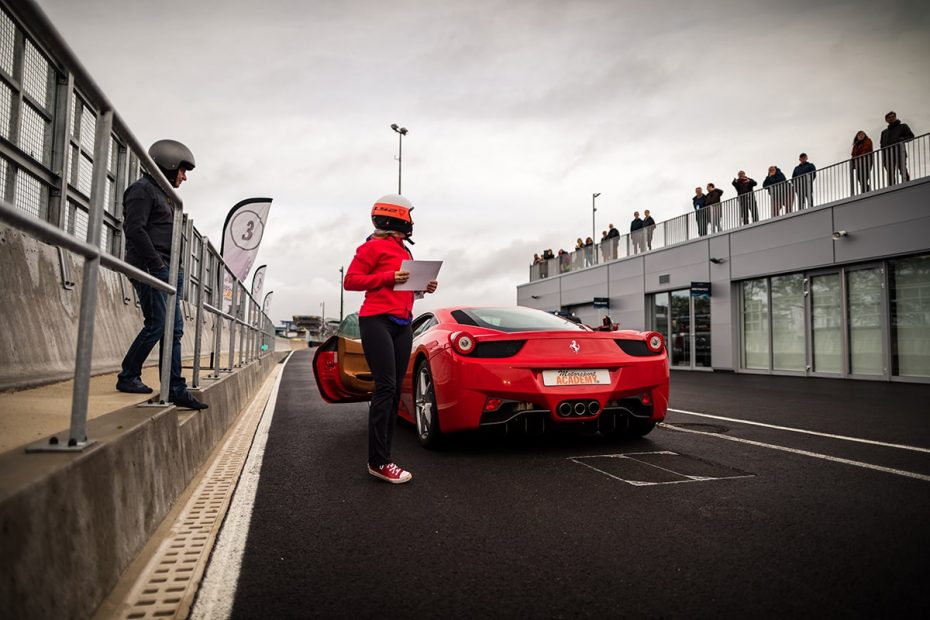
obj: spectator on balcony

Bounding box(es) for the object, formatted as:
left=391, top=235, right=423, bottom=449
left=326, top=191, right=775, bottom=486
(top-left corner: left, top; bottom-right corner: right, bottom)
left=763, top=166, right=792, bottom=216
left=606, top=223, right=620, bottom=260
left=692, top=186, right=707, bottom=236
left=557, top=248, right=570, bottom=272
left=851, top=131, right=874, bottom=194
left=643, top=210, right=656, bottom=250
left=630, top=212, right=644, bottom=254
left=117, top=140, right=207, bottom=410
left=532, top=253, right=541, bottom=265
left=704, top=183, right=724, bottom=232
left=584, top=237, right=595, bottom=266
left=880, top=111, right=915, bottom=186
left=792, top=153, right=816, bottom=209
left=732, top=171, right=759, bottom=224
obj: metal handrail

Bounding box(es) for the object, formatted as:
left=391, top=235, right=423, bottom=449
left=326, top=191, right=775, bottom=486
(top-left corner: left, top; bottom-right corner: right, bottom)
left=530, top=132, right=930, bottom=282
left=0, top=0, right=276, bottom=451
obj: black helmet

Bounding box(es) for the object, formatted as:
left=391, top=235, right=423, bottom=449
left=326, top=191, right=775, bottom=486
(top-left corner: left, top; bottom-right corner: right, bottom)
left=148, top=139, right=196, bottom=172
left=371, top=194, right=414, bottom=236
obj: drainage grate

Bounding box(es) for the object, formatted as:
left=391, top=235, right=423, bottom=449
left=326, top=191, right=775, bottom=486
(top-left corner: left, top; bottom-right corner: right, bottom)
left=570, top=450, right=754, bottom=486
left=120, top=366, right=281, bottom=619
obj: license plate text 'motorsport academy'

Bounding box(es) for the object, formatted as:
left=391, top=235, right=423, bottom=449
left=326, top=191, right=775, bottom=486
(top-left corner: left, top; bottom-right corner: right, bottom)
left=542, top=369, right=611, bottom=386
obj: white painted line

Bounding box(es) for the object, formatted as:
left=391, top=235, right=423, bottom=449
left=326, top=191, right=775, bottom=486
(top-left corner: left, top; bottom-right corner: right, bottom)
left=661, top=423, right=930, bottom=483
left=668, top=407, right=930, bottom=455
left=190, top=354, right=291, bottom=620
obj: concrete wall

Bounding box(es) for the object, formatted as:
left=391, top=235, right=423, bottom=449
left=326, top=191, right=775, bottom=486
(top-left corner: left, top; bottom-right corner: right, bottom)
left=0, top=223, right=231, bottom=391
left=0, top=350, right=287, bottom=620
left=516, top=178, right=930, bottom=369
left=607, top=258, right=645, bottom=331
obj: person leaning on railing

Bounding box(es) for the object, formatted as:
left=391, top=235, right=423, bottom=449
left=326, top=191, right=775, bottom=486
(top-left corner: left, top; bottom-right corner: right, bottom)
left=732, top=171, right=759, bottom=224
left=642, top=210, right=656, bottom=250
left=792, top=153, right=817, bottom=209
left=880, top=111, right=915, bottom=186
left=704, top=183, right=723, bottom=232
left=116, top=139, right=207, bottom=411
left=629, top=211, right=644, bottom=254
left=763, top=166, right=791, bottom=216
left=851, top=131, right=874, bottom=194
left=692, top=186, right=707, bottom=236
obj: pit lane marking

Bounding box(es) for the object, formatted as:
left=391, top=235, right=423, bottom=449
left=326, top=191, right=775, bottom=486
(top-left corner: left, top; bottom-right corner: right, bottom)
left=668, top=408, right=930, bottom=454
left=569, top=451, right=754, bottom=486
left=660, top=422, right=930, bottom=483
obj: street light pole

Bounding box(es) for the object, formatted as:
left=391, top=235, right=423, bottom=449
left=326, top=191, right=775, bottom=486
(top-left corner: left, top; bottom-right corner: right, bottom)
left=391, top=123, right=408, bottom=194
left=339, top=266, right=344, bottom=322
left=592, top=192, right=601, bottom=250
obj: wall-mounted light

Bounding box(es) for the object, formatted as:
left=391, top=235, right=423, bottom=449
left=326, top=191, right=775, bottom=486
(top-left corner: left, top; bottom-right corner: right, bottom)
left=832, top=230, right=849, bottom=240
left=709, top=257, right=727, bottom=264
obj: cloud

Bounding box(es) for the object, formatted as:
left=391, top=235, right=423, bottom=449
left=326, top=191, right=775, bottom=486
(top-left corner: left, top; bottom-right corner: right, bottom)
left=32, top=0, right=930, bottom=324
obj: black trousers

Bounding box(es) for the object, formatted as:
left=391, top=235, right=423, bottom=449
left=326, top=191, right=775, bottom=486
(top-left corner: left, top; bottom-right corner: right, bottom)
left=359, top=315, right=413, bottom=466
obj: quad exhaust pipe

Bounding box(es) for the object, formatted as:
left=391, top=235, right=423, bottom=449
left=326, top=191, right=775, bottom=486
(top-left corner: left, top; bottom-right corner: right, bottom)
left=557, top=400, right=600, bottom=417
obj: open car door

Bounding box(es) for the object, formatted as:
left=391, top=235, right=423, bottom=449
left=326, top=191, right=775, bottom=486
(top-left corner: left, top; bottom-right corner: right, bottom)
left=312, top=314, right=374, bottom=403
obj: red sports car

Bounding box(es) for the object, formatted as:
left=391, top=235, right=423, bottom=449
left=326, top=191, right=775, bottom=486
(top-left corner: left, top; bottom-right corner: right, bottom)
left=312, top=306, right=669, bottom=447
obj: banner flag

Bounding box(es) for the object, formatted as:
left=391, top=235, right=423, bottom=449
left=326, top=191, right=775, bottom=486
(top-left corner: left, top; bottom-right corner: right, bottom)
left=262, top=291, right=274, bottom=315
left=221, top=197, right=272, bottom=312
left=251, top=264, right=267, bottom=302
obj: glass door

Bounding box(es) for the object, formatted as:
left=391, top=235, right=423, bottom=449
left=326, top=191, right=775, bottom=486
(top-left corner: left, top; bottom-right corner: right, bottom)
left=847, top=266, right=887, bottom=377
left=670, top=289, right=691, bottom=367
left=653, top=289, right=711, bottom=369
left=693, top=289, right=711, bottom=367
left=808, top=272, right=844, bottom=374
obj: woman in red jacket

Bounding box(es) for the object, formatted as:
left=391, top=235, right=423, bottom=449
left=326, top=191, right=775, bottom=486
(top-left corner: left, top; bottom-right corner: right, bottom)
left=851, top=130, right=874, bottom=194
left=344, top=194, right=438, bottom=484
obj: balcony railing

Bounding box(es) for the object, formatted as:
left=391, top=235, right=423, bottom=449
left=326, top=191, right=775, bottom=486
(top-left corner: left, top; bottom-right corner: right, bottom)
left=529, top=132, right=930, bottom=282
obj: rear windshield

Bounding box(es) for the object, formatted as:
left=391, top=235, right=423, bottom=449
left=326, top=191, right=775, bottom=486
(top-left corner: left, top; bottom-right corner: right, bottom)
left=452, top=307, right=587, bottom=333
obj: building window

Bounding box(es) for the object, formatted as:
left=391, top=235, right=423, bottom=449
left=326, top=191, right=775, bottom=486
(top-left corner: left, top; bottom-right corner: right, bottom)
left=890, top=255, right=930, bottom=378
left=771, top=274, right=805, bottom=371
left=741, top=279, right=769, bottom=369
left=847, top=268, right=884, bottom=376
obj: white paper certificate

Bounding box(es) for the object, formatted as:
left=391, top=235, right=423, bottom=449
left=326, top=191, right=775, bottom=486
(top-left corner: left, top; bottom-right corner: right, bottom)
left=395, top=260, right=443, bottom=291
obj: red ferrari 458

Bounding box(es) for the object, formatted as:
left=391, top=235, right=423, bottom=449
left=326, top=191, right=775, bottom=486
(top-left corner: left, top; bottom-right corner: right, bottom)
left=313, top=306, right=669, bottom=447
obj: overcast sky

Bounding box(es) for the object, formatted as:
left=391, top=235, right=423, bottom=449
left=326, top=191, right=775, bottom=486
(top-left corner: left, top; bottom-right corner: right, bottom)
left=35, top=0, right=930, bottom=323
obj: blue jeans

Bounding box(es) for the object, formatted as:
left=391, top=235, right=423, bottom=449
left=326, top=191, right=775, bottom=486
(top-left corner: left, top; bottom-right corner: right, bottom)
left=118, top=267, right=187, bottom=398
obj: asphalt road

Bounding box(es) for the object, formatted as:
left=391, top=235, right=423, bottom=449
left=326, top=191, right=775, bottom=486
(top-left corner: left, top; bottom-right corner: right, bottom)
left=228, top=350, right=930, bottom=619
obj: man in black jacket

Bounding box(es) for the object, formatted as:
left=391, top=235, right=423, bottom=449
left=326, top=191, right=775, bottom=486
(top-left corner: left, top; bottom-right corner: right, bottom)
left=792, top=153, right=816, bottom=209
left=732, top=171, right=759, bottom=224
left=630, top=212, right=644, bottom=254
left=116, top=139, right=207, bottom=410
left=642, top=210, right=656, bottom=250
left=880, top=111, right=915, bottom=186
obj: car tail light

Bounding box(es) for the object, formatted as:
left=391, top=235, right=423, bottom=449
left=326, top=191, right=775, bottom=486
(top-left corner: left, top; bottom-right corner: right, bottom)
left=484, top=398, right=503, bottom=412
left=645, top=331, right=664, bottom=353
left=641, top=392, right=652, bottom=405
left=450, top=331, right=477, bottom=355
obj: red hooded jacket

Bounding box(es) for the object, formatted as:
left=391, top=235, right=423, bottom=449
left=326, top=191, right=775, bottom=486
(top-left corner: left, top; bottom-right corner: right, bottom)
left=344, top=235, right=415, bottom=319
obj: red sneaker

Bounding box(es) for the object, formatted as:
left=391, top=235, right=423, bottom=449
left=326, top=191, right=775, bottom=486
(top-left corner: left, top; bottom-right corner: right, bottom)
left=368, top=463, right=413, bottom=484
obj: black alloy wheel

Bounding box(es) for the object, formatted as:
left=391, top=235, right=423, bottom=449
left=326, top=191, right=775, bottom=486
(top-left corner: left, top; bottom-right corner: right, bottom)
left=414, top=362, right=443, bottom=448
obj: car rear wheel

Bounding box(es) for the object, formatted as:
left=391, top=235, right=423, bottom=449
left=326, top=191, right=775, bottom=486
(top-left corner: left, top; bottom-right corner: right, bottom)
left=414, top=362, right=442, bottom=448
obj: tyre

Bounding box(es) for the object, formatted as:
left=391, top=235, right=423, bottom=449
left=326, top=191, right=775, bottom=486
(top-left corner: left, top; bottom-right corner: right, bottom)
left=414, top=362, right=443, bottom=448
